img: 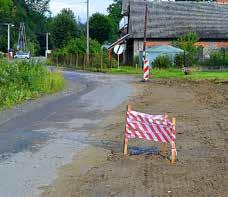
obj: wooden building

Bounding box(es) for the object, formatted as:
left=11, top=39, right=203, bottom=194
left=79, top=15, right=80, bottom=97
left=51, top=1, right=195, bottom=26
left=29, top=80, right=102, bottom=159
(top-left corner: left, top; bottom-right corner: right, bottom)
left=116, top=0, right=228, bottom=64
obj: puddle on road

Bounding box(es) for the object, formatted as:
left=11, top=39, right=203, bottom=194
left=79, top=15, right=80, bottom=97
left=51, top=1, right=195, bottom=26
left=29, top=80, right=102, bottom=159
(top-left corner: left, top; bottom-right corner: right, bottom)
left=0, top=130, right=49, bottom=160
left=129, top=146, right=160, bottom=156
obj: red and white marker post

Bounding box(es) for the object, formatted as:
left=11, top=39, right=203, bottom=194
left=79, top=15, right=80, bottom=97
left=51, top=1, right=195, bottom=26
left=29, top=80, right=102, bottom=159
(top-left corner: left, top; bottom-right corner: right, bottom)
left=143, top=58, right=150, bottom=81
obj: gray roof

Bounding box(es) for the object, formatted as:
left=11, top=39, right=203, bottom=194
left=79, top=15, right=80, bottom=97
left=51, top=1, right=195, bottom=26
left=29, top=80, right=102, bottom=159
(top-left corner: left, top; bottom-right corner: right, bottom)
left=125, top=1, right=228, bottom=39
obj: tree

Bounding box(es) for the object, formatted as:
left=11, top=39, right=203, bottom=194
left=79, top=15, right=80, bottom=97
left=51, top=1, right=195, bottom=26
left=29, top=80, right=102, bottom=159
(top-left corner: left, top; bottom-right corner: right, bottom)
left=176, top=32, right=199, bottom=53
left=107, top=0, right=121, bottom=41
left=51, top=8, right=78, bottom=48
left=0, top=0, right=12, bottom=15
left=89, top=13, right=115, bottom=44
left=24, top=0, right=50, bottom=15
left=0, top=0, right=50, bottom=54
left=107, top=0, right=121, bottom=25
left=174, top=32, right=200, bottom=67
left=63, top=37, right=100, bottom=55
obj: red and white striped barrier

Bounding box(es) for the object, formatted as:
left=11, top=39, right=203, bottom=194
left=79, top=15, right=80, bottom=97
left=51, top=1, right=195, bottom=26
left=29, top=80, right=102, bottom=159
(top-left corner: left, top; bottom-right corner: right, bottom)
left=143, top=59, right=150, bottom=81
left=123, top=105, right=177, bottom=163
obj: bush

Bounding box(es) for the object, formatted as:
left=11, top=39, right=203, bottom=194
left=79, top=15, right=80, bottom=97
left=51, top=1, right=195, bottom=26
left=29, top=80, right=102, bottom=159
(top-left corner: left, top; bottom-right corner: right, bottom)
left=174, top=32, right=201, bottom=67
left=200, top=50, right=228, bottom=68
left=50, top=38, right=118, bottom=70
left=0, top=60, right=65, bottom=109
left=133, top=55, right=140, bottom=68
left=152, top=55, right=173, bottom=68
left=53, top=37, right=101, bottom=56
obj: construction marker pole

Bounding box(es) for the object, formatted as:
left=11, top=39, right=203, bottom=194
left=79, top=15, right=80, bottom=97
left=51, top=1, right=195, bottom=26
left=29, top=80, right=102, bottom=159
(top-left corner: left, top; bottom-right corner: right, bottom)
left=143, top=59, right=150, bottom=81
left=123, top=105, right=131, bottom=155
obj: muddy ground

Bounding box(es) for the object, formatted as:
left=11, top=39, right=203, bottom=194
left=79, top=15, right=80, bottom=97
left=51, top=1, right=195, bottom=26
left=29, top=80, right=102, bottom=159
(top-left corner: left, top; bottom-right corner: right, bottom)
left=42, top=79, right=228, bottom=197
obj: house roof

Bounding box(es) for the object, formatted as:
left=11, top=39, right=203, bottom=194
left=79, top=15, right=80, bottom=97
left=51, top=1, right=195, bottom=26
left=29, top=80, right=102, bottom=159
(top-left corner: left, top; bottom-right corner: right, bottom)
left=146, top=45, right=184, bottom=53
left=125, top=1, right=228, bottom=40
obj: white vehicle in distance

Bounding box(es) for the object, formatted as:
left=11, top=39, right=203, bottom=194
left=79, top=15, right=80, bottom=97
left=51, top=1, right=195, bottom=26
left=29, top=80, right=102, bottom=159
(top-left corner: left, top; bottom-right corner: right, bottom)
left=14, top=51, right=30, bottom=59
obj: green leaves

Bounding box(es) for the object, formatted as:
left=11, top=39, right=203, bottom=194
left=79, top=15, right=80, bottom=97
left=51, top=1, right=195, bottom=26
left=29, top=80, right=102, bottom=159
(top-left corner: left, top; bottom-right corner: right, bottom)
left=51, top=8, right=78, bottom=48
left=89, top=13, right=116, bottom=44
left=174, top=32, right=200, bottom=67
left=153, top=55, right=173, bottom=69
left=53, top=37, right=101, bottom=56
left=0, top=0, right=12, bottom=14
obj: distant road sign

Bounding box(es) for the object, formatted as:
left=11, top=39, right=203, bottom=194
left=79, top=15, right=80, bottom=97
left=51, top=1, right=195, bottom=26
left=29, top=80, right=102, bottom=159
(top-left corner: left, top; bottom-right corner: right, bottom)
left=114, top=44, right=124, bottom=55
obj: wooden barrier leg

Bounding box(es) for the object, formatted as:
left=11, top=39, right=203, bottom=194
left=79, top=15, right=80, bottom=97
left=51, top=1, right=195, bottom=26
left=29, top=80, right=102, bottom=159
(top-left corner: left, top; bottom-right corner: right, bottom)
left=171, top=117, right=176, bottom=164
left=171, top=142, right=176, bottom=164
left=161, top=142, right=167, bottom=157
left=123, top=105, right=131, bottom=155
left=123, top=137, right=129, bottom=155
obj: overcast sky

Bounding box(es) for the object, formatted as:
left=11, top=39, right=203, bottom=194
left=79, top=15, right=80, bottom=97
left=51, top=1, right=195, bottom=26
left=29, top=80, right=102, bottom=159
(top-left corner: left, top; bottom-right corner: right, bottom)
left=50, top=0, right=114, bottom=22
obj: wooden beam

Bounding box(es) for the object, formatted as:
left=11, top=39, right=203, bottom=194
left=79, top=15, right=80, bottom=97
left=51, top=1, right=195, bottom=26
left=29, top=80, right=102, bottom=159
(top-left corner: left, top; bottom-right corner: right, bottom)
left=123, top=104, right=131, bottom=155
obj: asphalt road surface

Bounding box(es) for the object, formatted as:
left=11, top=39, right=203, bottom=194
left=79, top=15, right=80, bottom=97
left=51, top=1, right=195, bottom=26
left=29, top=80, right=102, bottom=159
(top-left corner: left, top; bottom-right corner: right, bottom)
left=0, top=71, right=133, bottom=197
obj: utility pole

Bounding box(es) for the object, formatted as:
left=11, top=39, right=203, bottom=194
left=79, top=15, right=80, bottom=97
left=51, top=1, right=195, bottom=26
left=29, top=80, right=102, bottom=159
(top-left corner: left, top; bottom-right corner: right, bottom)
left=86, top=0, right=90, bottom=66
left=46, top=32, right=50, bottom=57
left=4, top=23, right=14, bottom=52
left=143, top=0, right=149, bottom=81
left=143, top=1, right=148, bottom=52
left=7, top=24, right=10, bottom=52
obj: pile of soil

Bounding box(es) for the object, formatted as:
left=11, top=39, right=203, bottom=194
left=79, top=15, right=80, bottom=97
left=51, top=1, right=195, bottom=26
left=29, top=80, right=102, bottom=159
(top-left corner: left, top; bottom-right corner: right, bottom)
left=42, top=79, right=228, bottom=197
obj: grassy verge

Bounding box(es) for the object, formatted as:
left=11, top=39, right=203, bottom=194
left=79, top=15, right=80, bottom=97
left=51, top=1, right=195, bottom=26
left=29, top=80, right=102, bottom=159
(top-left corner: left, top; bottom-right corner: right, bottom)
left=98, top=66, right=228, bottom=81
left=152, top=69, right=228, bottom=81
left=0, top=60, right=65, bottom=110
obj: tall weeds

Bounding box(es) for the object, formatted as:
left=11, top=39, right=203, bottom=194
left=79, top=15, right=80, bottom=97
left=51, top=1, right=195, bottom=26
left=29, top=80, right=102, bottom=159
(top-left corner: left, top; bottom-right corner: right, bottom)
left=0, top=60, right=65, bottom=109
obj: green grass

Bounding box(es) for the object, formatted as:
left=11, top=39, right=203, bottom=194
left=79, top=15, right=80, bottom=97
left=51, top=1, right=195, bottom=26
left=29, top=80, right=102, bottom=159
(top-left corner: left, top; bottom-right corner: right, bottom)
left=152, top=69, right=228, bottom=81
left=98, top=66, right=228, bottom=81
left=0, top=60, right=65, bottom=110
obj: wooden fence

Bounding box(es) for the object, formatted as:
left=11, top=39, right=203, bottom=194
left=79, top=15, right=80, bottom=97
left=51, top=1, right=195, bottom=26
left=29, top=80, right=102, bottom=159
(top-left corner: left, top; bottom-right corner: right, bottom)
left=49, top=53, right=117, bottom=71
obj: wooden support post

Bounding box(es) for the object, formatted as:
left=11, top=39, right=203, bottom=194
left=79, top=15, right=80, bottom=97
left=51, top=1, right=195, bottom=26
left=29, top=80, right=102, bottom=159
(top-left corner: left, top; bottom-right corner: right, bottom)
left=171, top=117, right=176, bottom=164
left=123, top=105, right=131, bottom=155
left=161, top=143, right=167, bottom=157
left=83, top=55, right=86, bottom=70
left=76, top=53, right=79, bottom=68
left=70, top=53, right=73, bottom=66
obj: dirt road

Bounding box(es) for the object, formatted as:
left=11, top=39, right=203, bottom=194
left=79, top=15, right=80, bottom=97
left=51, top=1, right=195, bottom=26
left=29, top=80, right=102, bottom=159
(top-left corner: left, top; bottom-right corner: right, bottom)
left=42, top=79, right=228, bottom=197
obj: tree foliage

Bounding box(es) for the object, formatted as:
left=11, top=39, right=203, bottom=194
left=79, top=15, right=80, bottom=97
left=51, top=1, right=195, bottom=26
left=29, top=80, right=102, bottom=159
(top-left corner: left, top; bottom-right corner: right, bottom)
left=0, top=0, right=122, bottom=54
left=0, top=0, right=50, bottom=54
left=0, top=0, right=12, bottom=15
left=107, top=0, right=121, bottom=42
left=107, top=0, right=121, bottom=25
left=24, top=0, right=50, bottom=14
left=51, top=8, right=78, bottom=48
left=174, top=32, right=200, bottom=67
left=54, top=37, right=101, bottom=56
left=175, top=32, right=199, bottom=53
left=89, top=13, right=115, bottom=44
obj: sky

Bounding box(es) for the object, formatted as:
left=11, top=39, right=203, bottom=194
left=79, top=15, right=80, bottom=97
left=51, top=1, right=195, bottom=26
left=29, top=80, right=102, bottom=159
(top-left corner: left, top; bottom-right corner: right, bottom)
left=50, top=0, right=114, bottom=22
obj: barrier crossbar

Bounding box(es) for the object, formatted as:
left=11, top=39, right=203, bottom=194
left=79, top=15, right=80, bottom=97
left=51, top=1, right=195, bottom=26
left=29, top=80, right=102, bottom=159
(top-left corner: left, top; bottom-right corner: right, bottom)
left=123, top=105, right=177, bottom=164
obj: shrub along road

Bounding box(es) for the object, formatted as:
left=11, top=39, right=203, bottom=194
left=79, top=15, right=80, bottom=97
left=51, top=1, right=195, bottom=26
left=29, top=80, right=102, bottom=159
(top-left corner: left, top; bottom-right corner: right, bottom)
left=0, top=60, right=65, bottom=110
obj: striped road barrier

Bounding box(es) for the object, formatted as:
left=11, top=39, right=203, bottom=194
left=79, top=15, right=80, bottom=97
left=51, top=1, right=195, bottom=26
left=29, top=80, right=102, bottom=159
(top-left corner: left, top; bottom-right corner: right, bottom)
left=123, top=105, right=177, bottom=164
